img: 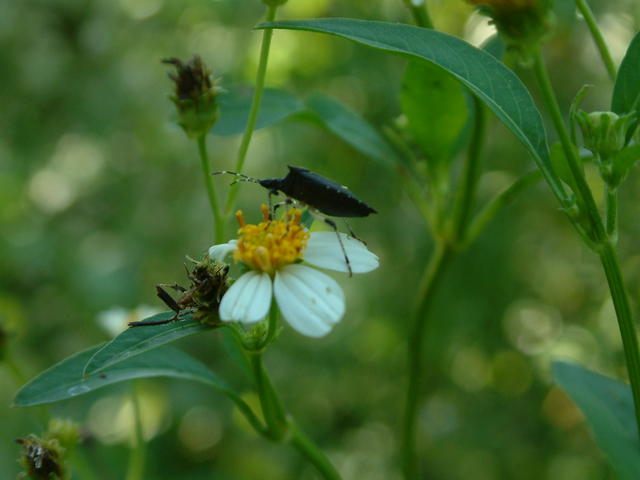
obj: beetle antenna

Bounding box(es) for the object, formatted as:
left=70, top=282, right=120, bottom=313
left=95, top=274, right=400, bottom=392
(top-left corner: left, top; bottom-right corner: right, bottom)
left=211, top=170, right=260, bottom=186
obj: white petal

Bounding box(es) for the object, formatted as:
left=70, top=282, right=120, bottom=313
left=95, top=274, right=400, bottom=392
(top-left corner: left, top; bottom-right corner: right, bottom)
left=304, top=232, right=379, bottom=274
left=219, top=271, right=272, bottom=324
left=208, top=240, right=237, bottom=263
left=274, top=265, right=345, bottom=337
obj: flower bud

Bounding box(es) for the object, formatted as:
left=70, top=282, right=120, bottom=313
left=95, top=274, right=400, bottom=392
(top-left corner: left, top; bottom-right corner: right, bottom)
left=163, top=55, right=223, bottom=139
left=47, top=419, right=80, bottom=450
left=467, top=0, right=553, bottom=64
left=575, top=110, right=634, bottom=160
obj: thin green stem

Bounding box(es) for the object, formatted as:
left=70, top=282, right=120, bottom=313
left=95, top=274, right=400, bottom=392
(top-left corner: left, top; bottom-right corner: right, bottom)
left=249, top=351, right=342, bottom=479
left=4, top=353, right=26, bottom=385
left=197, top=135, right=224, bottom=244
left=405, top=0, right=434, bottom=29
left=532, top=49, right=607, bottom=244
left=126, top=382, right=145, bottom=480
left=598, top=242, right=640, bottom=437
left=250, top=353, right=288, bottom=439
left=289, top=424, right=342, bottom=480
left=402, top=241, right=452, bottom=480
left=533, top=47, right=640, bottom=438
left=605, top=185, right=618, bottom=242
left=224, top=5, right=278, bottom=215
left=575, top=0, right=617, bottom=81
left=450, top=97, right=486, bottom=244
left=70, top=448, right=99, bottom=480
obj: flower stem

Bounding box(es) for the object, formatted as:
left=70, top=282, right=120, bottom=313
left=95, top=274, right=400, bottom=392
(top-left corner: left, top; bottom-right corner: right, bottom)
left=405, top=0, right=434, bottom=29
left=605, top=185, right=618, bottom=242
left=249, top=351, right=342, bottom=479
left=250, top=352, right=288, bottom=439
left=289, top=424, right=342, bottom=480
left=224, top=5, right=278, bottom=215
left=575, top=0, right=617, bottom=81
left=533, top=48, right=640, bottom=438
left=450, top=97, right=486, bottom=244
left=197, top=135, right=224, bottom=244
left=598, top=241, right=640, bottom=436
left=531, top=49, right=606, bottom=243
left=126, top=382, right=145, bottom=480
left=402, top=241, right=452, bottom=480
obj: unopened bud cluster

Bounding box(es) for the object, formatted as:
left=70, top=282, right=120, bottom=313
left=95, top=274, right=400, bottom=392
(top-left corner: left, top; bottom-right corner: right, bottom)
left=575, top=111, right=634, bottom=160
left=163, top=55, right=223, bottom=139
left=467, top=0, right=552, bottom=63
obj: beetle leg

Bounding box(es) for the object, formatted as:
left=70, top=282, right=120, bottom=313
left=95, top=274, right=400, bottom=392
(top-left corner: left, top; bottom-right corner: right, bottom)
left=342, top=219, right=367, bottom=246
left=156, top=285, right=182, bottom=314
left=272, top=197, right=294, bottom=219
left=309, top=212, right=352, bottom=277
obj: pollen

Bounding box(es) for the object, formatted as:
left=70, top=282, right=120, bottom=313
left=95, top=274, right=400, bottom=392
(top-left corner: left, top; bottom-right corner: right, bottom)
left=233, top=205, right=309, bottom=275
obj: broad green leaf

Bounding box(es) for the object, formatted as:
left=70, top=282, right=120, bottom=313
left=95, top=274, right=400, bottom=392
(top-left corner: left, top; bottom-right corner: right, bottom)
left=259, top=18, right=568, bottom=203
left=553, top=361, right=640, bottom=480
left=303, top=93, right=399, bottom=168
left=612, top=32, right=640, bottom=115
left=83, top=312, right=213, bottom=376
left=400, top=60, right=468, bottom=165
left=212, top=87, right=304, bottom=136
left=15, top=345, right=230, bottom=406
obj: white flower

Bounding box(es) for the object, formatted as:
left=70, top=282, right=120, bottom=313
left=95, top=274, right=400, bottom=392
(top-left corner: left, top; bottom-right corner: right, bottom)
left=208, top=207, right=379, bottom=337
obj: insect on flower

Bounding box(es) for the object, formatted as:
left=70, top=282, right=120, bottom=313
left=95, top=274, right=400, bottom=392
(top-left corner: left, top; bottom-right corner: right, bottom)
left=213, top=165, right=377, bottom=276
left=129, top=258, right=229, bottom=327
left=209, top=205, right=379, bottom=337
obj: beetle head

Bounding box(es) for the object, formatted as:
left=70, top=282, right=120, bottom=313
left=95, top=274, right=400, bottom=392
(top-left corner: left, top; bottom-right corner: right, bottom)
left=258, top=177, right=283, bottom=192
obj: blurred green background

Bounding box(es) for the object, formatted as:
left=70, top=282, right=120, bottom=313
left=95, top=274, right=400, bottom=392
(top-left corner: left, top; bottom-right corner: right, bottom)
left=2, top=0, right=640, bottom=478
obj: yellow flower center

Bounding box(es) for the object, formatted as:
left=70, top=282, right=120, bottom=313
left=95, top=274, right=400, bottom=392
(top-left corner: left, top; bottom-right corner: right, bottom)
left=233, top=205, right=309, bottom=275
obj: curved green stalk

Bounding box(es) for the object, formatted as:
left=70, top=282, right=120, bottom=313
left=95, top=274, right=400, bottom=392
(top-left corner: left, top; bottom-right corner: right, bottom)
left=197, top=135, right=224, bottom=244
left=605, top=185, right=618, bottom=242
left=126, top=382, right=145, bottom=480
left=575, top=0, right=617, bottom=81
left=225, top=5, right=279, bottom=215
left=532, top=48, right=640, bottom=438
left=250, top=349, right=342, bottom=479
left=450, top=97, right=486, bottom=244
left=402, top=241, right=452, bottom=480
left=289, top=424, right=342, bottom=480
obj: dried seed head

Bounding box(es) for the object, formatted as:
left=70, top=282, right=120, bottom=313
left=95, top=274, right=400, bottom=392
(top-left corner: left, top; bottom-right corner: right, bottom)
left=162, top=55, right=223, bottom=138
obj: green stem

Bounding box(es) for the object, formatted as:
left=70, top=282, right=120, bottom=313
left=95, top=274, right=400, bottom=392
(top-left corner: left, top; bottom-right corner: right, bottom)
left=197, top=135, right=224, bottom=244
left=575, top=0, right=617, bottom=81
left=289, top=424, right=342, bottom=480
left=533, top=48, right=640, bottom=438
left=224, top=5, right=278, bottom=215
left=402, top=241, right=452, bottom=480
left=605, top=185, right=618, bottom=242
left=598, top=242, right=640, bottom=437
left=70, top=448, right=99, bottom=480
left=532, top=49, right=607, bottom=244
left=405, top=0, right=434, bottom=29
left=126, top=382, right=145, bottom=480
left=450, top=98, right=486, bottom=244
left=249, top=351, right=342, bottom=479
left=250, top=353, right=288, bottom=439
left=4, top=353, right=26, bottom=385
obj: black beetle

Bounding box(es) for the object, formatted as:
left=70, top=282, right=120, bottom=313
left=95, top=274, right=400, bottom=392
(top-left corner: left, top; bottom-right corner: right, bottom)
left=213, top=165, right=377, bottom=275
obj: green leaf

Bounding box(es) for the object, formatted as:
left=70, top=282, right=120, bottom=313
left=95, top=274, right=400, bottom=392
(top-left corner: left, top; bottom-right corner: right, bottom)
left=83, top=312, right=214, bottom=376
left=213, top=87, right=304, bottom=136
left=303, top=93, right=400, bottom=168
left=14, top=345, right=230, bottom=406
left=259, top=18, right=568, bottom=203
left=611, top=144, right=640, bottom=188
left=553, top=361, right=640, bottom=480
left=612, top=32, right=640, bottom=115
left=400, top=60, right=469, bottom=166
